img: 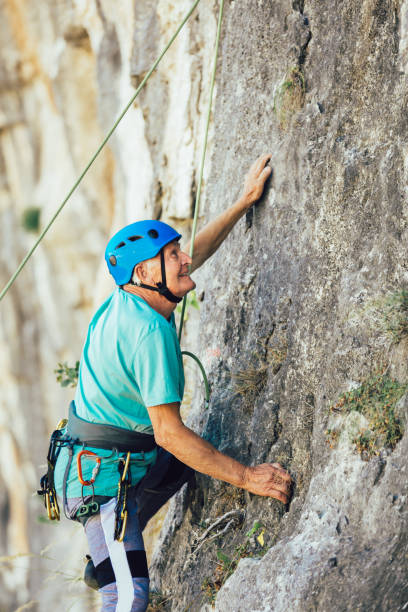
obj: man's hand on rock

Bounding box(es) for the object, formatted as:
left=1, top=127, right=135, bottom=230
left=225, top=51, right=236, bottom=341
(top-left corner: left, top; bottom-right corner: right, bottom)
left=239, top=153, right=272, bottom=209
left=243, top=462, right=293, bottom=503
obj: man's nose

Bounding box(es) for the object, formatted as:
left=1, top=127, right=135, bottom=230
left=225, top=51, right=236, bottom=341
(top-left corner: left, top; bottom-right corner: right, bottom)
left=181, top=251, right=192, bottom=265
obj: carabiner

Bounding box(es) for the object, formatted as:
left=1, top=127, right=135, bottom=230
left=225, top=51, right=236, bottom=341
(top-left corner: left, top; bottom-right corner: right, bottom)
left=77, top=450, right=101, bottom=486
left=117, top=510, right=128, bottom=542
left=121, top=452, right=131, bottom=482
left=46, top=492, right=60, bottom=520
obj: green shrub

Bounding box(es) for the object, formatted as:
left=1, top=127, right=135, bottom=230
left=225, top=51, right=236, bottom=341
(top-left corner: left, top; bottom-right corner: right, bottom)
left=327, top=372, right=407, bottom=459
left=201, top=521, right=266, bottom=605
left=55, top=361, right=79, bottom=387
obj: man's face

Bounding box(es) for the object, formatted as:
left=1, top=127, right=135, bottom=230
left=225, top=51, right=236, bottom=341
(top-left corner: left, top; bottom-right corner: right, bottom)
left=147, top=240, right=196, bottom=298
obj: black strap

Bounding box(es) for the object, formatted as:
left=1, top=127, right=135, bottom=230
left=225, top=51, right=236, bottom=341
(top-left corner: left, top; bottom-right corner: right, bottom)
left=62, top=443, right=75, bottom=519
left=67, top=402, right=157, bottom=453
left=156, top=249, right=182, bottom=303
left=130, top=248, right=182, bottom=304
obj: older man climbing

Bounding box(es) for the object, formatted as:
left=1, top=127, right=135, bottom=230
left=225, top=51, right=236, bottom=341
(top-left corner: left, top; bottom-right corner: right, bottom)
left=52, top=153, right=292, bottom=611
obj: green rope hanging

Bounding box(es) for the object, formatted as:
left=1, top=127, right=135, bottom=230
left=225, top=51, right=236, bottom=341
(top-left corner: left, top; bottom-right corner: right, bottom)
left=181, top=351, right=211, bottom=409
left=178, top=0, right=225, bottom=341
left=178, top=0, right=225, bottom=409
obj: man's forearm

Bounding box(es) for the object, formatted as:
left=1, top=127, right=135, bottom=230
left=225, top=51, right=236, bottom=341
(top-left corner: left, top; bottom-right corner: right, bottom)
left=149, top=402, right=292, bottom=501
left=157, top=420, right=247, bottom=488
left=185, top=154, right=272, bottom=272
left=186, top=197, right=249, bottom=273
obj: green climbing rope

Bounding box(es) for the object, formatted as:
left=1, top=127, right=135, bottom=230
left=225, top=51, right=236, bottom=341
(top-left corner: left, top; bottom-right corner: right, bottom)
left=178, top=0, right=225, bottom=342
left=181, top=351, right=211, bottom=408
left=0, top=0, right=201, bottom=303
left=178, top=0, right=225, bottom=409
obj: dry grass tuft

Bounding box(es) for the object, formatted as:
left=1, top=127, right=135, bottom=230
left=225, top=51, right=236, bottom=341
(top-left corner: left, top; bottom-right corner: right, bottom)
left=273, top=66, right=306, bottom=129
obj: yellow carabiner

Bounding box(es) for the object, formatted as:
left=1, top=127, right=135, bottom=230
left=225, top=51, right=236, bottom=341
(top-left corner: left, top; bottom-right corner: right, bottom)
left=56, top=418, right=68, bottom=430
left=121, top=452, right=131, bottom=481
left=45, top=491, right=60, bottom=521
left=51, top=495, right=60, bottom=521
left=49, top=503, right=58, bottom=521
left=45, top=492, right=52, bottom=520
left=117, top=511, right=128, bottom=542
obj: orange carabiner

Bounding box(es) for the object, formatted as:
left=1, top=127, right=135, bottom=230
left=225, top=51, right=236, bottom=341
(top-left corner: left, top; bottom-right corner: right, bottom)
left=77, top=450, right=101, bottom=486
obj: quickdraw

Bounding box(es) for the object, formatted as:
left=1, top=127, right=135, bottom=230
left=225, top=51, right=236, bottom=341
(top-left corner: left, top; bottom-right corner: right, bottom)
left=37, top=418, right=69, bottom=521
left=114, top=452, right=131, bottom=542
left=75, top=449, right=102, bottom=520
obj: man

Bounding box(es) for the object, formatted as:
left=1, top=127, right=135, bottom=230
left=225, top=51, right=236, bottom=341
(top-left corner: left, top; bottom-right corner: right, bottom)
left=54, top=154, right=292, bottom=611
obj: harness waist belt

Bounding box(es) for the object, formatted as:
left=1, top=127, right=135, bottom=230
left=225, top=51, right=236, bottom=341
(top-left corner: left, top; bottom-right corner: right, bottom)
left=67, top=402, right=157, bottom=453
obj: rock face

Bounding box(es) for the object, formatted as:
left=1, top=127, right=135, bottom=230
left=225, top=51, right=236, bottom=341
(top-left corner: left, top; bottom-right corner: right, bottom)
left=1, top=0, right=408, bottom=611
left=150, top=0, right=408, bottom=610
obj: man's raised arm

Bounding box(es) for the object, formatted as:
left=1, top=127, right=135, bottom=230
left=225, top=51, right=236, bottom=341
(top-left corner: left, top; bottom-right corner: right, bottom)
left=186, top=154, right=272, bottom=273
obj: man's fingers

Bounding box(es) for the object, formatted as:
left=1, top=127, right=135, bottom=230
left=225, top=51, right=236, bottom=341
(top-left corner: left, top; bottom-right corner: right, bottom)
left=255, top=153, right=272, bottom=173
left=245, top=463, right=293, bottom=502
left=271, top=463, right=293, bottom=482
left=267, top=488, right=290, bottom=504
left=251, top=153, right=272, bottom=176
left=271, top=477, right=292, bottom=496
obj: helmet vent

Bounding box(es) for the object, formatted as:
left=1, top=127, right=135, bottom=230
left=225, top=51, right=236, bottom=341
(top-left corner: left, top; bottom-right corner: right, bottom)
left=128, top=235, right=142, bottom=242
left=115, top=241, right=126, bottom=249
left=109, top=255, right=117, bottom=266
left=148, top=229, right=159, bottom=239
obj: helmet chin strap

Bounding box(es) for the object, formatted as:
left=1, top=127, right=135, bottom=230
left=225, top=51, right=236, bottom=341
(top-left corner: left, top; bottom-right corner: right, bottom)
left=130, top=248, right=182, bottom=304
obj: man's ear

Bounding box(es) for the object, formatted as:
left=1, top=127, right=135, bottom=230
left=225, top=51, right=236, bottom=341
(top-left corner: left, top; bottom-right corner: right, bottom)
left=133, top=262, right=146, bottom=284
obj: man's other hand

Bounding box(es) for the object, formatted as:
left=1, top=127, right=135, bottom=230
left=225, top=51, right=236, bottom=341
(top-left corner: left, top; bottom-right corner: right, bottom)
left=240, top=153, right=272, bottom=208
left=243, top=462, right=293, bottom=503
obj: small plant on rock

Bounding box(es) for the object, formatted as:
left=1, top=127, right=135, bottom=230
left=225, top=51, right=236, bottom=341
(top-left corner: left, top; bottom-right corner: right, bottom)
left=201, top=521, right=267, bottom=606
left=327, top=371, right=407, bottom=459
left=232, top=365, right=268, bottom=404
left=273, top=66, right=306, bottom=129
left=55, top=361, right=79, bottom=387
left=147, top=590, right=171, bottom=611
left=382, top=289, right=408, bottom=342
left=325, top=428, right=340, bottom=449
left=232, top=335, right=287, bottom=411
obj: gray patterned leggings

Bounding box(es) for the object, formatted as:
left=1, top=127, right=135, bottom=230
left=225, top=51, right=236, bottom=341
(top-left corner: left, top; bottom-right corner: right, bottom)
left=73, top=449, right=193, bottom=611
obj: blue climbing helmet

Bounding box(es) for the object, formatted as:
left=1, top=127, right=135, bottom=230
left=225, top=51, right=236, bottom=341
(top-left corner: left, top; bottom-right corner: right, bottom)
left=105, top=220, right=183, bottom=303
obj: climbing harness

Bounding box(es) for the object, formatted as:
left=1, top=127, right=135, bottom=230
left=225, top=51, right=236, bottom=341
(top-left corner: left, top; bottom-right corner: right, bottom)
left=114, top=452, right=132, bottom=542
left=38, top=401, right=157, bottom=537
left=67, top=401, right=157, bottom=453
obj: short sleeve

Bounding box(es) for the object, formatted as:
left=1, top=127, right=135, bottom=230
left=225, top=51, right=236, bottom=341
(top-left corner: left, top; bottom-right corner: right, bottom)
left=132, top=325, right=183, bottom=407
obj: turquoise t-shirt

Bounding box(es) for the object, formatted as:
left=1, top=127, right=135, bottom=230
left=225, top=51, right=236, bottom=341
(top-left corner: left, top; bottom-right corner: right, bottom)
left=54, top=288, right=184, bottom=498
